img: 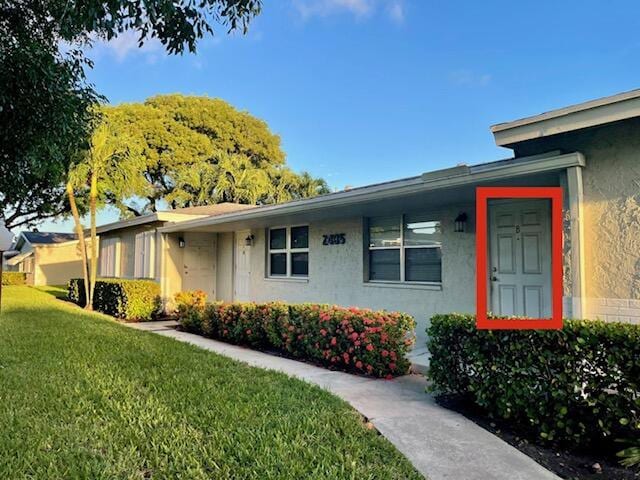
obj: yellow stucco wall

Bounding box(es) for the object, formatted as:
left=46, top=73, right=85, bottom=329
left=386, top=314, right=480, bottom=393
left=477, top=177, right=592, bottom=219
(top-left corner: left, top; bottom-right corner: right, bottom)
left=33, top=243, right=84, bottom=286
left=514, top=118, right=640, bottom=320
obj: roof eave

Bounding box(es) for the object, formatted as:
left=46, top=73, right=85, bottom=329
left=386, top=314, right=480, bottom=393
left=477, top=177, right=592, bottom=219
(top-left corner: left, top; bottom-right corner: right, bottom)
left=492, top=90, right=640, bottom=147
left=159, top=151, right=585, bottom=234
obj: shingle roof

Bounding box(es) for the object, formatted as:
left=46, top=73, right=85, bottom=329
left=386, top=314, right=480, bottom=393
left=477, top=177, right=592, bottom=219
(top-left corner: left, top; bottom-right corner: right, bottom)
left=22, top=232, right=77, bottom=245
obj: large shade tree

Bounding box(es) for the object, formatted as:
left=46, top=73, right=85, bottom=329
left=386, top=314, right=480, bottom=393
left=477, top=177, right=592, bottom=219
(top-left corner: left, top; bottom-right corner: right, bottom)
left=0, top=0, right=262, bottom=229
left=104, top=95, right=330, bottom=216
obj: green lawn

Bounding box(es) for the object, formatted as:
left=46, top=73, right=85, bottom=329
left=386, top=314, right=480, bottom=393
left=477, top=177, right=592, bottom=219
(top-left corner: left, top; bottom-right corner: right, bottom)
left=0, top=286, right=422, bottom=479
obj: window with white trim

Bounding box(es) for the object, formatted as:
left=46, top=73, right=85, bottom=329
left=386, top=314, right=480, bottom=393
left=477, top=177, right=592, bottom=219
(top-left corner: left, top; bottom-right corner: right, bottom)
left=267, top=226, right=309, bottom=277
left=367, top=215, right=442, bottom=283
left=134, top=231, right=155, bottom=278
left=99, top=237, right=119, bottom=277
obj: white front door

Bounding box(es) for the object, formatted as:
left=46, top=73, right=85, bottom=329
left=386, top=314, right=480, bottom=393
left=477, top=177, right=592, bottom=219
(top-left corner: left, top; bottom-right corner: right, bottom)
left=489, top=199, right=552, bottom=318
left=234, top=230, right=251, bottom=301
left=183, top=233, right=217, bottom=298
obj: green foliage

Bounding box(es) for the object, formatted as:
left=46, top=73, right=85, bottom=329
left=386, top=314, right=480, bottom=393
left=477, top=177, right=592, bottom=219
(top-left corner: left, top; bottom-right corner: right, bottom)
left=1, top=272, right=26, bottom=285
left=68, top=278, right=160, bottom=321
left=1, top=286, right=421, bottom=479
left=427, top=313, right=640, bottom=449
left=104, top=95, right=329, bottom=216
left=177, top=300, right=416, bottom=378
left=174, top=290, right=208, bottom=334
left=1, top=0, right=261, bottom=228
left=0, top=2, right=97, bottom=229
left=617, top=442, right=640, bottom=467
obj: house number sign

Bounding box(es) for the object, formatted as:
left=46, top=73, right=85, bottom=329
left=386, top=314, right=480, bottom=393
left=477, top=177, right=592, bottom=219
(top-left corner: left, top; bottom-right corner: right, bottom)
left=322, top=233, right=346, bottom=245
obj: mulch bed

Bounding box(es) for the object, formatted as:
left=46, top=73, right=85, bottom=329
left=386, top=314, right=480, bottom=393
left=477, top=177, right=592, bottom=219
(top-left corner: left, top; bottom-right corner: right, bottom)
left=436, top=394, right=639, bottom=480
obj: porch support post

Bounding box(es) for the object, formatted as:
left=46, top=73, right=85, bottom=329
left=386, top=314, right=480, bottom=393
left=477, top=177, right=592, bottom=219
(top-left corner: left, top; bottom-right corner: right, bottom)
left=566, top=166, right=586, bottom=318
left=158, top=232, right=169, bottom=311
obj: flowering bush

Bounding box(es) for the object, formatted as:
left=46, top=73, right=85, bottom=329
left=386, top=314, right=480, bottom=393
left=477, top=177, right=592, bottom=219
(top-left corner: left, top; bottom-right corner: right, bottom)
left=178, top=301, right=416, bottom=378
left=174, top=290, right=208, bottom=333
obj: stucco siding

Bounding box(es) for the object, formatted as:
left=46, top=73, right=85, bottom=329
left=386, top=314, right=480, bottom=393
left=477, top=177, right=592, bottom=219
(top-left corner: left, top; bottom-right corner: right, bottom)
left=237, top=206, right=476, bottom=345
left=514, top=118, right=640, bottom=322
left=33, top=243, right=83, bottom=286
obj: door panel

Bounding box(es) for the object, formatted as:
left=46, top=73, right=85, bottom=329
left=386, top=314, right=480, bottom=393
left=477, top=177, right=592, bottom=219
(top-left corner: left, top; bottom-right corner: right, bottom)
left=183, top=233, right=216, bottom=297
left=489, top=199, right=551, bottom=318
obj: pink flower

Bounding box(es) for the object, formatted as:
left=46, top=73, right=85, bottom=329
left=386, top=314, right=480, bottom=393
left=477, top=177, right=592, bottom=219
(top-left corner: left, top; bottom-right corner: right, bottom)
left=246, top=329, right=252, bottom=335
left=366, top=344, right=374, bottom=352
left=320, top=329, right=327, bottom=336
left=330, top=337, right=337, bottom=346
left=389, top=362, right=396, bottom=370
left=381, top=349, right=389, bottom=357
left=355, top=361, right=363, bottom=369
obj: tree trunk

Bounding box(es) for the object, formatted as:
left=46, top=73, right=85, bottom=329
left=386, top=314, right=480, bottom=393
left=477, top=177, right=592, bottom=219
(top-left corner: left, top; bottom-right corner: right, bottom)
left=66, top=182, right=91, bottom=309
left=88, top=170, right=98, bottom=308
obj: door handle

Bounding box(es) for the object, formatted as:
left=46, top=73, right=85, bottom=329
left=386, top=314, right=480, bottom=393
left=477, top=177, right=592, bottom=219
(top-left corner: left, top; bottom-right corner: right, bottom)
left=491, top=276, right=498, bottom=281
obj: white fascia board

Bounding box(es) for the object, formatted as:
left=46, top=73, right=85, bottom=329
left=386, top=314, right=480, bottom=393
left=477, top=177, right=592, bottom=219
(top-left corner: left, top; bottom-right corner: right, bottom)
left=492, top=90, right=640, bottom=147
left=159, top=152, right=585, bottom=233
left=93, top=212, right=208, bottom=235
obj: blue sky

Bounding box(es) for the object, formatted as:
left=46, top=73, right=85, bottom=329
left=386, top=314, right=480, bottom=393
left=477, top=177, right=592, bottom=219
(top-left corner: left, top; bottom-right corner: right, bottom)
left=40, top=0, right=640, bottom=232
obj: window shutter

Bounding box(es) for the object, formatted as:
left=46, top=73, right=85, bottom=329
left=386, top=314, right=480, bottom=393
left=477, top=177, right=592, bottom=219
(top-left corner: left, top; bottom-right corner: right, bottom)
left=134, top=233, right=144, bottom=278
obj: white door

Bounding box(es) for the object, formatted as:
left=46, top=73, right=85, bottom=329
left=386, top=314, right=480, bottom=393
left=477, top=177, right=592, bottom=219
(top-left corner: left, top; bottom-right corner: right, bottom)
left=489, top=199, right=551, bottom=318
left=234, top=230, right=251, bottom=301
left=183, top=233, right=217, bottom=298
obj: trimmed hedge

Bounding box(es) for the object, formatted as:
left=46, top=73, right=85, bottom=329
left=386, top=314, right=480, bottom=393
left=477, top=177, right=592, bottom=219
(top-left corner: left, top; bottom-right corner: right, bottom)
left=427, top=313, right=640, bottom=448
left=68, top=278, right=161, bottom=322
left=2, top=272, right=26, bottom=285
left=175, top=293, right=416, bottom=378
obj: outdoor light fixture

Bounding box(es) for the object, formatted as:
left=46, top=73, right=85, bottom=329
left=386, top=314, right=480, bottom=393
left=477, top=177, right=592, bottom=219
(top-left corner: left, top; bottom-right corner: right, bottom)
left=178, top=237, right=185, bottom=248
left=454, top=212, right=468, bottom=233
left=245, top=234, right=255, bottom=246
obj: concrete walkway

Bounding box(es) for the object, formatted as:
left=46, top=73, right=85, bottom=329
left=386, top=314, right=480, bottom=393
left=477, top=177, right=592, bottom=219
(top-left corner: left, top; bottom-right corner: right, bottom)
left=127, top=320, right=559, bottom=480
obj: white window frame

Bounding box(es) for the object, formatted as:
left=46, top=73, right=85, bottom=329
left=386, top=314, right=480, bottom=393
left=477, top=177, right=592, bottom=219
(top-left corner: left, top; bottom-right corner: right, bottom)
left=367, top=214, right=442, bottom=285
left=134, top=231, right=156, bottom=279
left=267, top=225, right=309, bottom=278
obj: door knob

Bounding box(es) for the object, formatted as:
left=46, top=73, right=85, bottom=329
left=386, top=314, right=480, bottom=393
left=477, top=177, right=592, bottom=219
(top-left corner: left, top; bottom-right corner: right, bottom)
left=491, top=276, right=498, bottom=281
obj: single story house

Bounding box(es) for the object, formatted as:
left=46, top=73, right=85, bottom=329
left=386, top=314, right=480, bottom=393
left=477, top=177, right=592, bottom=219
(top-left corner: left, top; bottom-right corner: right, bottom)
left=5, top=232, right=83, bottom=285
left=149, top=88, right=640, bottom=356
left=95, top=204, right=256, bottom=294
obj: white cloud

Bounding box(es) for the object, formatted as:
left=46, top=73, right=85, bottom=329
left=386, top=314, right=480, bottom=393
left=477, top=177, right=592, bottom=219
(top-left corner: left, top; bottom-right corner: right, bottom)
left=292, top=0, right=405, bottom=23
left=387, top=1, right=404, bottom=24
left=449, top=70, right=492, bottom=87
left=90, top=30, right=165, bottom=63
left=293, top=0, right=373, bottom=20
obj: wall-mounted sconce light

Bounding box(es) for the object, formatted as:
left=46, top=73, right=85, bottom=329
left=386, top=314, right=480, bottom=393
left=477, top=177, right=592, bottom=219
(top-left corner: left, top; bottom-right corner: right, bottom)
left=245, top=234, right=255, bottom=246
left=454, top=212, right=468, bottom=233
left=178, top=237, right=185, bottom=248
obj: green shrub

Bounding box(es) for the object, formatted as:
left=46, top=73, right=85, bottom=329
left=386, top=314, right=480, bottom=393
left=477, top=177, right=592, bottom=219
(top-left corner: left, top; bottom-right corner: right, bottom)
left=174, top=290, right=207, bottom=334
left=179, top=300, right=416, bottom=378
left=427, top=313, right=640, bottom=448
left=68, top=278, right=161, bottom=321
left=67, top=278, right=86, bottom=306
left=2, top=272, right=26, bottom=285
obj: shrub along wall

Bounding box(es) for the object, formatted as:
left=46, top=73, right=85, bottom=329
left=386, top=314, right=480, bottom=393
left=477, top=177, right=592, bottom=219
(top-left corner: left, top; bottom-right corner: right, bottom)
left=175, top=293, right=416, bottom=378
left=68, top=278, right=161, bottom=322
left=427, top=313, right=640, bottom=449
left=2, top=272, right=27, bottom=285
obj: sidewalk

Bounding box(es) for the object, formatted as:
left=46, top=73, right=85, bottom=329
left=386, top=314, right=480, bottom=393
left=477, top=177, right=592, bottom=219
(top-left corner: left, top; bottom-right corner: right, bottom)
left=127, top=320, right=559, bottom=480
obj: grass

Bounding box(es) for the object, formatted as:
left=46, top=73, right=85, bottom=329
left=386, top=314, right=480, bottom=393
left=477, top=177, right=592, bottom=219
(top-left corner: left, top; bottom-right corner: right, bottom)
left=0, top=286, right=422, bottom=479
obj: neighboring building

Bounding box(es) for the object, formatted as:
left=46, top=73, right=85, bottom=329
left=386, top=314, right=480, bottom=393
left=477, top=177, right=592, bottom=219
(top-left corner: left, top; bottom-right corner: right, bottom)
left=95, top=204, right=256, bottom=283
left=150, top=88, right=640, bottom=362
left=6, top=232, right=82, bottom=286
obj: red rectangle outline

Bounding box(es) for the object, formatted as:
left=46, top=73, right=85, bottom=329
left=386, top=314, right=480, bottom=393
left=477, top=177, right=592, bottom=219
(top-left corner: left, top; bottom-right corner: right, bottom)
left=476, top=186, right=563, bottom=329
